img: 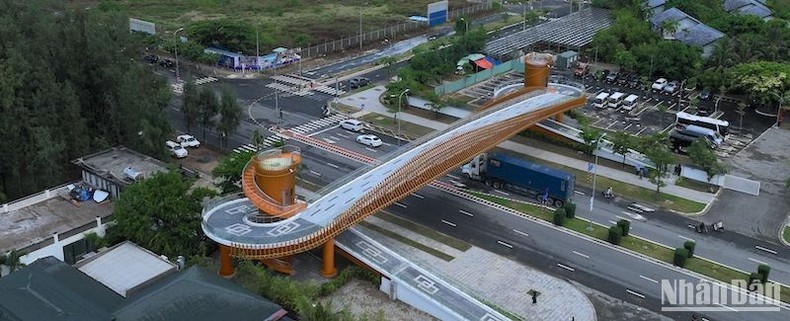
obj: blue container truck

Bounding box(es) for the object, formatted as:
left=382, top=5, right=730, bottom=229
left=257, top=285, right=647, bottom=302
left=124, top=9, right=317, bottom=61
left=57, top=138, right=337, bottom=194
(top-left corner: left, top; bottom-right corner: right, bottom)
left=461, top=153, right=575, bottom=207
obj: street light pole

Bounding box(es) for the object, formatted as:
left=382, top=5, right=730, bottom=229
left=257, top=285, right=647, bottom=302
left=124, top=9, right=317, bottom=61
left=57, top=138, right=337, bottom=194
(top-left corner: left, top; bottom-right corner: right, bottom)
left=359, top=13, right=363, bottom=51
left=522, top=2, right=527, bottom=31
left=588, top=132, right=606, bottom=231
left=174, top=27, right=184, bottom=81
left=772, top=92, right=785, bottom=127
left=397, top=88, right=410, bottom=146
left=677, top=79, right=687, bottom=112
left=255, top=27, right=260, bottom=73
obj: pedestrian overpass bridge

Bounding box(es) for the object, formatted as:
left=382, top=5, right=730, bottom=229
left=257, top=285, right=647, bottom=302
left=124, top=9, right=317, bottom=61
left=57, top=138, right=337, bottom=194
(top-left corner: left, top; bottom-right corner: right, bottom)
left=202, top=58, right=588, bottom=320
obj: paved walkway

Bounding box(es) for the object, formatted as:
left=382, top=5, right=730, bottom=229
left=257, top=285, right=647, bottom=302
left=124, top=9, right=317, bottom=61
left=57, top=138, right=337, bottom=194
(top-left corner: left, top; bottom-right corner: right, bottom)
left=363, top=215, right=597, bottom=321
left=339, top=86, right=715, bottom=206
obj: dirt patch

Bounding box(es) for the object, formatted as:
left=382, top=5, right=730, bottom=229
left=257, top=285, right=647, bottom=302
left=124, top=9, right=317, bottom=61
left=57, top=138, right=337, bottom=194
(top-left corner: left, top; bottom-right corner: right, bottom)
left=320, top=279, right=438, bottom=321
left=172, top=145, right=224, bottom=176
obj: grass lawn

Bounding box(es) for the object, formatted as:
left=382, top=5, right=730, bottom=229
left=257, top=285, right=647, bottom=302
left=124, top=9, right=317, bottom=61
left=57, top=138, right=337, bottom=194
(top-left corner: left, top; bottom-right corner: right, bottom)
left=359, top=114, right=436, bottom=138
left=466, top=191, right=790, bottom=304
left=375, top=211, right=471, bottom=252
left=357, top=221, right=455, bottom=261
left=783, top=226, right=790, bottom=244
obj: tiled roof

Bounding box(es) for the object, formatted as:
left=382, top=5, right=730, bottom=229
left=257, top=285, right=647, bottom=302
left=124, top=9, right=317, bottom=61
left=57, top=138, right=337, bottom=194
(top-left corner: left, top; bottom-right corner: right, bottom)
left=649, top=7, right=693, bottom=26
left=724, top=0, right=773, bottom=18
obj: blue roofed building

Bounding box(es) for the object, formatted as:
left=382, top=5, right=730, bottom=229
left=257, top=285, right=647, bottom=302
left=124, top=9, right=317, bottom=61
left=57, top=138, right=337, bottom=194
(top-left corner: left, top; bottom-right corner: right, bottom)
left=724, top=0, right=773, bottom=20
left=645, top=0, right=667, bottom=15
left=649, top=7, right=725, bottom=59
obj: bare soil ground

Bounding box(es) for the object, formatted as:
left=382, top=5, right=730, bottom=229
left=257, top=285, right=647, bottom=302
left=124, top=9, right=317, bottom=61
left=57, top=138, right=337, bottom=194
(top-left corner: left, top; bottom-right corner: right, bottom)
left=320, top=279, right=438, bottom=321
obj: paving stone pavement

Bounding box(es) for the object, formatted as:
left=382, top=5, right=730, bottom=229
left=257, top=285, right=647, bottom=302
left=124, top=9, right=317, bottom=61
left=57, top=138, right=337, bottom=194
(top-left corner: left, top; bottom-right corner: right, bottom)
left=363, top=215, right=597, bottom=321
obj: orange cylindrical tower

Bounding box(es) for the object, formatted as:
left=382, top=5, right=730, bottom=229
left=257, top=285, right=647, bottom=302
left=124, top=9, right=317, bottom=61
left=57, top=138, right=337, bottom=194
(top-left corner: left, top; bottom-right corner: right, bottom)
left=253, top=147, right=301, bottom=211
left=523, top=53, right=552, bottom=88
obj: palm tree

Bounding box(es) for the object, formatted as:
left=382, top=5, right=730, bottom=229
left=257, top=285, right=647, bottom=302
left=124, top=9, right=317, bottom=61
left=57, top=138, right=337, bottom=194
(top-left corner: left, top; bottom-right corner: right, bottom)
left=661, top=20, right=679, bottom=40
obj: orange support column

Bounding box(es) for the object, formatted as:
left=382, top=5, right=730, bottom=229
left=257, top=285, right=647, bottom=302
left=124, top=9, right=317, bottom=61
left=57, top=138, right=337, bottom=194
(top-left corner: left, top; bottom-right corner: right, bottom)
left=219, top=245, right=235, bottom=278
left=554, top=113, right=564, bottom=122
left=320, top=238, right=337, bottom=278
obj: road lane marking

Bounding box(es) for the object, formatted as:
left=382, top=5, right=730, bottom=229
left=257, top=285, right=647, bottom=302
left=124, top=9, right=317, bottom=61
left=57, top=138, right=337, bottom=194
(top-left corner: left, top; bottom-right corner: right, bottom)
left=748, top=257, right=768, bottom=265
left=410, top=193, right=424, bottom=199
left=716, top=303, right=738, bottom=312
left=755, top=245, right=777, bottom=255
left=494, top=190, right=510, bottom=196
left=335, top=133, right=349, bottom=138
left=394, top=202, right=407, bottom=208
left=328, top=136, right=340, bottom=141
left=678, top=235, right=696, bottom=242
left=441, top=219, right=456, bottom=227
left=459, top=210, right=474, bottom=217
left=572, top=251, right=590, bottom=259
left=609, top=220, right=618, bottom=225
left=365, top=147, right=377, bottom=153
left=513, top=229, right=529, bottom=237
left=447, top=174, right=460, bottom=180
left=626, top=289, right=645, bottom=299
left=326, top=162, right=340, bottom=169
left=574, top=190, right=585, bottom=196
left=639, top=275, right=659, bottom=284
left=557, top=263, right=575, bottom=272
left=497, top=240, right=513, bottom=248
left=309, top=170, right=322, bottom=177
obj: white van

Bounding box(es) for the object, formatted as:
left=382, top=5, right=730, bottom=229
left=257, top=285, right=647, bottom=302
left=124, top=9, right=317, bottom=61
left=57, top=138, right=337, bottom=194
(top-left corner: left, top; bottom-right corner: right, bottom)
left=607, top=92, right=625, bottom=109
left=339, top=119, right=364, bottom=132
left=166, top=141, right=188, bottom=158
left=621, top=94, right=639, bottom=111
left=593, top=92, right=609, bottom=109
left=680, top=124, right=724, bottom=146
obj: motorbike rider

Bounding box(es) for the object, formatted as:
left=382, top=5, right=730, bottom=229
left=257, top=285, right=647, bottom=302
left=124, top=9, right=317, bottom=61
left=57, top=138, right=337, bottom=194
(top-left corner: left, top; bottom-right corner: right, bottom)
left=713, top=220, right=724, bottom=231
left=604, top=186, right=613, bottom=198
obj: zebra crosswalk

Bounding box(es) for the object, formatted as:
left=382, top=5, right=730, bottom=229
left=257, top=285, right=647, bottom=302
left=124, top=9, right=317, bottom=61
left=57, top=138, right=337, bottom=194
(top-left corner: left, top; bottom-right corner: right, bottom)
left=232, top=135, right=284, bottom=154
left=172, top=76, right=219, bottom=94
left=290, top=114, right=348, bottom=135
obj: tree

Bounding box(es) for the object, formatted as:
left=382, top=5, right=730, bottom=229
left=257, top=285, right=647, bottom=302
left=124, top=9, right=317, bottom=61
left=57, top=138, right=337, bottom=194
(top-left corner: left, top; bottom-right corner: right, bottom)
left=613, top=49, right=637, bottom=71
left=379, top=56, right=397, bottom=76
left=579, top=126, right=603, bottom=156
left=640, top=133, right=675, bottom=193
left=198, top=87, right=219, bottom=140
left=661, top=20, right=680, bottom=39
left=426, top=93, right=447, bottom=119
left=217, top=86, right=242, bottom=148
left=251, top=129, right=265, bottom=150
left=1, top=249, right=25, bottom=275
left=610, top=131, right=633, bottom=167
left=212, top=151, right=256, bottom=193
left=109, top=170, right=217, bottom=258
left=181, top=80, right=201, bottom=133
left=735, top=101, right=747, bottom=132
left=688, top=140, right=728, bottom=183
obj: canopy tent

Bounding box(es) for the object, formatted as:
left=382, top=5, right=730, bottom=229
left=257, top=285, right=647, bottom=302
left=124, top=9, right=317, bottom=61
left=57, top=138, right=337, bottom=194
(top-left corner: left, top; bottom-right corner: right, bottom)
left=473, top=58, right=493, bottom=69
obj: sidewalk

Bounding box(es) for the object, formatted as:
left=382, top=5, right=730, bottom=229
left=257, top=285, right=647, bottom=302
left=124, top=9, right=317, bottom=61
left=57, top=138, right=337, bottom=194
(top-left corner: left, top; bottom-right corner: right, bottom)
left=339, top=86, right=715, bottom=206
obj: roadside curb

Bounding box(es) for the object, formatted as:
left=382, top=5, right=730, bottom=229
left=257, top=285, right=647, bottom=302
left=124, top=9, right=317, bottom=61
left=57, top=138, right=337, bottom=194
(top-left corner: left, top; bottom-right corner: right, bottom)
left=780, top=218, right=790, bottom=248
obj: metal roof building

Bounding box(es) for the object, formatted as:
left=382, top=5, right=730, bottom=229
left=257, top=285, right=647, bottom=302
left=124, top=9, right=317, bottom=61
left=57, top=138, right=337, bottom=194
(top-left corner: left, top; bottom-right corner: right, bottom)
left=484, top=8, right=613, bottom=58
left=724, top=0, right=773, bottom=20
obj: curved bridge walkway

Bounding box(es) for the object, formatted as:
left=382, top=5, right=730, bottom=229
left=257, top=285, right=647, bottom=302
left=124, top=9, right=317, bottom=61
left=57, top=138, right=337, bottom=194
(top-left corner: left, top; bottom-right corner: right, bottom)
left=202, top=86, right=587, bottom=320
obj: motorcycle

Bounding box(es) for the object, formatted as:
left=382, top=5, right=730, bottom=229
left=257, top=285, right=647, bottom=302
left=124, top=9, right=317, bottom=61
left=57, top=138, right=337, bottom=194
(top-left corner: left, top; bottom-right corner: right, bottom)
left=601, top=191, right=614, bottom=199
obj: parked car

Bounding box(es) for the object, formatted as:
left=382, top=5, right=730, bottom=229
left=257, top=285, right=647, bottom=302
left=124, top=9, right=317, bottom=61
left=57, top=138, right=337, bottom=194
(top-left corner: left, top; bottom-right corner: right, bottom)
left=699, top=87, right=712, bottom=100
left=574, top=62, right=590, bottom=77
left=628, top=74, right=641, bottom=88
left=159, top=59, right=174, bottom=68
left=594, top=69, right=610, bottom=81
left=605, top=71, right=619, bottom=82
left=176, top=134, right=200, bottom=148
left=663, top=81, right=679, bottom=94
left=616, top=72, right=630, bottom=86
left=143, top=54, right=159, bottom=64
left=651, top=78, right=668, bottom=91
left=166, top=141, right=188, bottom=158
left=356, top=134, right=382, bottom=147
left=348, top=77, right=370, bottom=89
left=339, top=119, right=364, bottom=132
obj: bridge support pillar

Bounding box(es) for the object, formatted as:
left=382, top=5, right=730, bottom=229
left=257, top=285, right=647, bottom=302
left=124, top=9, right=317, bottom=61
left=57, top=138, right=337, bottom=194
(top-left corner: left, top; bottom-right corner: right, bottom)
left=218, top=245, right=235, bottom=278
left=320, top=238, right=337, bottom=278
left=554, top=113, right=564, bottom=122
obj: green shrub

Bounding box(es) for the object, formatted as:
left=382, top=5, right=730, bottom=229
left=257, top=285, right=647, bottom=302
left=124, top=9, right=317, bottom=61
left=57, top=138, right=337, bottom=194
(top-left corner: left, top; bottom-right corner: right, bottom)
left=674, top=248, right=688, bottom=267
left=617, top=219, right=630, bottom=236
left=608, top=226, right=622, bottom=245
left=683, top=241, right=696, bottom=258
left=758, top=264, right=771, bottom=284
left=748, top=273, right=762, bottom=290
left=552, top=208, right=566, bottom=226
left=563, top=202, right=576, bottom=218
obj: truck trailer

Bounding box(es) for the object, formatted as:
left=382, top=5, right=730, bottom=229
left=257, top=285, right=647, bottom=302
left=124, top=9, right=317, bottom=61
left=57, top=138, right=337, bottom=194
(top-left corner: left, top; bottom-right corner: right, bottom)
left=461, top=153, right=575, bottom=207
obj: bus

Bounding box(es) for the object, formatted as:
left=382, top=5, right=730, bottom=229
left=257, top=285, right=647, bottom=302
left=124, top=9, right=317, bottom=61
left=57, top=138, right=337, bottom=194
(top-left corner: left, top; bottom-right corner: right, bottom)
left=593, top=92, right=609, bottom=109
left=621, top=94, right=639, bottom=111
left=676, top=111, right=729, bottom=136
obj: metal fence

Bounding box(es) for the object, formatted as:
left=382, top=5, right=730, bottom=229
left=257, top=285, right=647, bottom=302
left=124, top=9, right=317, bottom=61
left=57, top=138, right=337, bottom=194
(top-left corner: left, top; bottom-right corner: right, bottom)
left=301, top=1, right=493, bottom=58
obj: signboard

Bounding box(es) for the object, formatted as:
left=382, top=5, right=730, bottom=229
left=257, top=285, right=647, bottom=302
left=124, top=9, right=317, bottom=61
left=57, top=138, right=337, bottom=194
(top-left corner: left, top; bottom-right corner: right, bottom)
left=427, top=0, right=449, bottom=27
left=129, top=18, right=156, bottom=35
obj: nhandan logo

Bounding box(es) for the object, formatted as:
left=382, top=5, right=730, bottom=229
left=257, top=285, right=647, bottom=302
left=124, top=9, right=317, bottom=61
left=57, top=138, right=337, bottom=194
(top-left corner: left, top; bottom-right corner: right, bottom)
left=661, top=279, right=781, bottom=312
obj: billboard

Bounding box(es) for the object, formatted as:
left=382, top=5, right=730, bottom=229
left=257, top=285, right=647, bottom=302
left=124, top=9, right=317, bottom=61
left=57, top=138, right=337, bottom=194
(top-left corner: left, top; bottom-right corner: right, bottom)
left=129, top=18, right=156, bottom=35
left=427, top=1, right=449, bottom=27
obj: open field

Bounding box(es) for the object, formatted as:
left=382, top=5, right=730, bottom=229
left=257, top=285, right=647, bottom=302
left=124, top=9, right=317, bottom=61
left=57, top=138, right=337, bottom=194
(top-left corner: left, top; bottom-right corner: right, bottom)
left=71, top=0, right=473, bottom=48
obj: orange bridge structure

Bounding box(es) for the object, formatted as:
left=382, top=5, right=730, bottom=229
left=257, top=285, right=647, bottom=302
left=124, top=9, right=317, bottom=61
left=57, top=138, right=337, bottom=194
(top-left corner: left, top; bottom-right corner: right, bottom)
left=201, top=56, right=587, bottom=318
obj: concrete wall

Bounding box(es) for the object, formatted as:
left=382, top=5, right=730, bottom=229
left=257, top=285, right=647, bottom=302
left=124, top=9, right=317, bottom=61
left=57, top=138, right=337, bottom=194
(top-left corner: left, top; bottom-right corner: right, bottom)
left=380, top=278, right=461, bottom=321
left=1, top=184, right=72, bottom=214
left=18, top=216, right=107, bottom=265
left=434, top=59, right=524, bottom=95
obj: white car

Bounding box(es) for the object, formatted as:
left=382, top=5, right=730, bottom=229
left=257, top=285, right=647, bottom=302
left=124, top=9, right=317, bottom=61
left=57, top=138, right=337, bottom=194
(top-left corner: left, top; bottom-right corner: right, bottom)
left=176, top=134, right=200, bottom=148
left=356, top=134, right=382, bottom=147
left=651, top=78, right=668, bottom=91
left=340, top=119, right=364, bottom=132
left=663, top=81, right=679, bottom=94
left=166, top=141, right=188, bottom=158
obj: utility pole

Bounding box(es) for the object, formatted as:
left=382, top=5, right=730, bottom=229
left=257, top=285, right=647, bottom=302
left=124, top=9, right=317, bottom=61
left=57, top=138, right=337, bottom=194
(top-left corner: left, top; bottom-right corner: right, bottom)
left=174, top=28, right=184, bottom=81
left=359, top=13, right=363, bottom=51
left=255, top=27, right=260, bottom=73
